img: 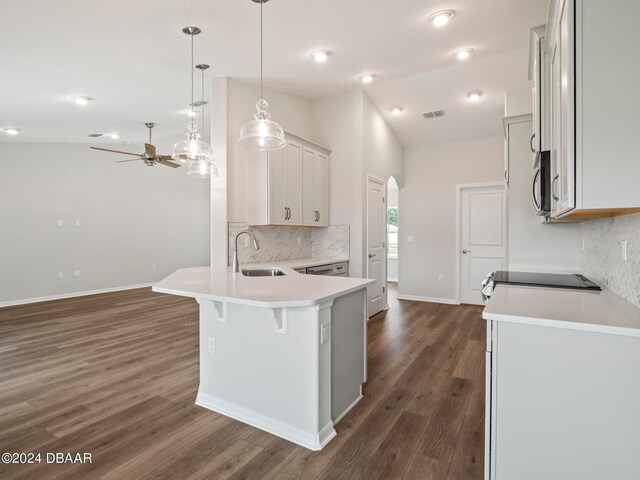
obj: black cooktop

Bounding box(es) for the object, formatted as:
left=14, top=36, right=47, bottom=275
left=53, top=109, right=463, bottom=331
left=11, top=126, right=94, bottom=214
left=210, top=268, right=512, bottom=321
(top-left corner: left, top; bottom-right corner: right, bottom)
left=492, top=271, right=601, bottom=291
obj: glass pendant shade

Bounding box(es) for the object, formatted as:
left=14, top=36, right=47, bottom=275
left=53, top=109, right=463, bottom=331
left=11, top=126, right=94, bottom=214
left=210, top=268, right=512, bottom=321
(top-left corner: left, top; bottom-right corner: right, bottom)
left=172, top=122, right=213, bottom=163
left=187, top=159, right=218, bottom=178
left=239, top=99, right=285, bottom=150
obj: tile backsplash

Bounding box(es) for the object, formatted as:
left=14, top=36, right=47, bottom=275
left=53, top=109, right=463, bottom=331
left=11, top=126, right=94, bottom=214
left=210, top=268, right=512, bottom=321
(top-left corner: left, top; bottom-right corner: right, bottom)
left=581, top=213, right=640, bottom=307
left=228, top=223, right=349, bottom=265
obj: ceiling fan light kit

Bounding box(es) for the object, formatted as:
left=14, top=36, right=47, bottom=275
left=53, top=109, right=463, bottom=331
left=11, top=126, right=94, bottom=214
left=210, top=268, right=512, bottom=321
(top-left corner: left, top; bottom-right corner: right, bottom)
left=239, top=0, right=286, bottom=151
left=172, top=26, right=215, bottom=172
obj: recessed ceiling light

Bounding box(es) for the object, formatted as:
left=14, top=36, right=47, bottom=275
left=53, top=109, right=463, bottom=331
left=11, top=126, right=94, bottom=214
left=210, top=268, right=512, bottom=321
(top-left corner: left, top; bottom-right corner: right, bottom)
left=70, top=95, right=94, bottom=106
left=452, top=48, right=474, bottom=60
left=428, top=9, right=456, bottom=27
left=109, top=133, right=120, bottom=139
left=466, top=90, right=484, bottom=102
left=359, top=73, right=376, bottom=84
left=310, top=50, right=331, bottom=63
left=391, top=106, right=404, bottom=116
left=3, top=128, right=21, bottom=135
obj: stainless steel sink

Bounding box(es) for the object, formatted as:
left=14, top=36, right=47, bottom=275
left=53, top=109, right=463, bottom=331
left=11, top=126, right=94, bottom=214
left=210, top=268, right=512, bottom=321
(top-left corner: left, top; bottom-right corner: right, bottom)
left=241, top=268, right=287, bottom=277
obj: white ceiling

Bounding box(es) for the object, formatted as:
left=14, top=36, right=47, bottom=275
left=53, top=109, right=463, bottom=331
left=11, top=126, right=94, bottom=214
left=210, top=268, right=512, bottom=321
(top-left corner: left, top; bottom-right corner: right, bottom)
left=0, top=0, right=547, bottom=146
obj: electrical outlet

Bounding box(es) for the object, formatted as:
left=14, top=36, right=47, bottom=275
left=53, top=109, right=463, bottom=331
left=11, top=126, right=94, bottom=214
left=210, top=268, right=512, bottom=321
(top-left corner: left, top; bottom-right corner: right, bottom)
left=208, top=337, right=216, bottom=354
left=57, top=220, right=63, bottom=227
left=73, top=270, right=81, bottom=278
left=57, top=272, right=64, bottom=279
left=438, top=274, right=444, bottom=281
left=621, top=240, right=628, bottom=262
left=320, top=323, right=330, bottom=344
left=582, top=238, right=585, bottom=251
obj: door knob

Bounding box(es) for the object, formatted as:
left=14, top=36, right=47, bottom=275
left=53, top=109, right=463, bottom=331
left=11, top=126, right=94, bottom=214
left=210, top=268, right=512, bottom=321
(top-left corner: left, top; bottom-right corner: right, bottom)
left=462, top=250, right=471, bottom=254
left=368, top=254, right=376, bottom=258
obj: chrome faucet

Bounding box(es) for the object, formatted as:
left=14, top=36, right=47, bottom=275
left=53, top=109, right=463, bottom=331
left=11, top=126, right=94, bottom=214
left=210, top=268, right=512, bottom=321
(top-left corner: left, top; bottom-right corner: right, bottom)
left=232, top=231, right=260, bottom=273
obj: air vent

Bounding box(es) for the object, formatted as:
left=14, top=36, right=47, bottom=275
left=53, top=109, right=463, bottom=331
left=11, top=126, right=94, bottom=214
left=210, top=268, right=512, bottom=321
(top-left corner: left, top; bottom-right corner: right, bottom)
left=88, top=133, right=104, bottom=137
left=422, top=110, right=445, bottom=119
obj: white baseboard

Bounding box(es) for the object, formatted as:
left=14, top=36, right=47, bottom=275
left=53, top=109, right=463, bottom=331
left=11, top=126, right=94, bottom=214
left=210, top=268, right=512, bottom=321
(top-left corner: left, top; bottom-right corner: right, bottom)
left=396, top=294, right=459, bottom=305
left=196, top=391, right=336, bottom=451
left=333, top=394, right=363, bottom=424
left=0, top=283, right=154, bottom=308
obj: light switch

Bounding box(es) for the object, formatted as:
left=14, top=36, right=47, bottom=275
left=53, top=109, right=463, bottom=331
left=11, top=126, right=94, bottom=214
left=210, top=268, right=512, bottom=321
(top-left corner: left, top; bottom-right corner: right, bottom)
left=57, top=220, right=63, bottom=227
left=407, top=235, right=414, bottom=243
left=75, top=220, right=81, bottom=227
left=208, top=337, right=216, bottom=354
left=73, top=270, right=81, bottom=278
left=320, top=323, right=330, bottom=344
left=57, top=272, right=64, bottom=279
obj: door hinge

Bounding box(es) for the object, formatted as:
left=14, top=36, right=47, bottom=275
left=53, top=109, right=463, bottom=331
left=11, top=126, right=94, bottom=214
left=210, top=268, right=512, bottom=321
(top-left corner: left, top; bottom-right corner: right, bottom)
left=383, top=241, right=385, bottom=248
left=382, top=196, right=385, bottom=203
left=383, top=286, right=386, bottom=293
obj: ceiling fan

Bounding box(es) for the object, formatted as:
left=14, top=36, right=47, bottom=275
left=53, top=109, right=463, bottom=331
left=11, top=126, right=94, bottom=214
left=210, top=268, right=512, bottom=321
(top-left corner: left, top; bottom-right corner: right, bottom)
left=90, top=123, right=180, bottom=168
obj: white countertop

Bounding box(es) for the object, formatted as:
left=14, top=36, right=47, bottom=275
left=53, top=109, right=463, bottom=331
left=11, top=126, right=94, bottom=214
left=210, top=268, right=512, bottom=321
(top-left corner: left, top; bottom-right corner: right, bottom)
left=483, top=285, right=640, bottom=337
left=152, top=265, right=372, bottom=308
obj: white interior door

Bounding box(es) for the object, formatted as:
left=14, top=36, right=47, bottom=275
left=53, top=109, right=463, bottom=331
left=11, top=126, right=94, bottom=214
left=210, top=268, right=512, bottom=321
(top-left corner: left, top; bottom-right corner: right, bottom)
left=367, top=177, right=385, bottom=317
left=460, top=184, right=506, bottom=305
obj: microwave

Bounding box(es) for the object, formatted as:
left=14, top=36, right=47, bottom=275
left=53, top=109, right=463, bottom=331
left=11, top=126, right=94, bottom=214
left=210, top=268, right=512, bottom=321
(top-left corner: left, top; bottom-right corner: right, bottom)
left=532, top=150, right=551, bottom=216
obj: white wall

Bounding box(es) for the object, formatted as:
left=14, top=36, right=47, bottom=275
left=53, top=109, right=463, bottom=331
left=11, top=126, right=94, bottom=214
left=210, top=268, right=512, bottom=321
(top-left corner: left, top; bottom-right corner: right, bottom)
left=0, top=141, right=210, bottom=304
left=227, top=79, right=313, bottom=222
left=505, top=87, right=534, bottom=117
left=400, top=137, right=504, bottom=301
left=312, top=90, right=364, bottom=276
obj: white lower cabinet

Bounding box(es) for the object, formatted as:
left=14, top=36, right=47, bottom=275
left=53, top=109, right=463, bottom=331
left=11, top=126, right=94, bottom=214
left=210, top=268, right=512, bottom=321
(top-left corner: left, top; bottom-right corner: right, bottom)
left=247, top=132, right=330, bottom=227
left=485, top=319, right=640, bottom=479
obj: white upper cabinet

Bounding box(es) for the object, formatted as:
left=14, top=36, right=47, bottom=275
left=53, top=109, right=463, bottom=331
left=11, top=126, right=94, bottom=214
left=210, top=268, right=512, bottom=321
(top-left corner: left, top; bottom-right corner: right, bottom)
left=535, top=0, right=640, bottom=219
left=247, top=132, right=330, bottom=227
left=303, top=148, right=329, bottom=227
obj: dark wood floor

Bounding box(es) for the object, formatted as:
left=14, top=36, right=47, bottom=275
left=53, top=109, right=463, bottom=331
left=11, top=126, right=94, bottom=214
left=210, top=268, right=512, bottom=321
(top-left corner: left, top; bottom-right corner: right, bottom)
left=0, top=284, right=485, bottom=480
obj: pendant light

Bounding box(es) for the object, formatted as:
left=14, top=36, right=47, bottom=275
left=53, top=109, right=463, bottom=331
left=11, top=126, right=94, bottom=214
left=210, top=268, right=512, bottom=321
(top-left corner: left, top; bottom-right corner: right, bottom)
left=238, top=0, right=285, bottom=150
left=172, top=26, right=213, bottom=164
left=188, top=64, right=218, bottom=178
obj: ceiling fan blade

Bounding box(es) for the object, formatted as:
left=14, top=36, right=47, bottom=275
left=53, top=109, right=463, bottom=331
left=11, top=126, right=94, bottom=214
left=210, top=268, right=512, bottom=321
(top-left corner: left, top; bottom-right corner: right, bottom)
left=115, top=158, right=143, bottom=163
left=158, top=159, right=181, bottom=168
left=145, top=143, right=156, bottom=157
left=90, top=146, right=142, bottom=156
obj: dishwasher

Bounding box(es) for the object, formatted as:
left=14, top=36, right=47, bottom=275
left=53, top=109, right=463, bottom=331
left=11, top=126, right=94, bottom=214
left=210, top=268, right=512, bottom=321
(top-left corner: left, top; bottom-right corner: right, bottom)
left=295, top=262, right=348, bottom=277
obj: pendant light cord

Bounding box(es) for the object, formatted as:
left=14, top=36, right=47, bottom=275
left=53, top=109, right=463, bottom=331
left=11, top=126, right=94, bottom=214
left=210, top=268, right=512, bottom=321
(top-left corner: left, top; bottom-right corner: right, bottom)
left=190, top=32, right=195, bottom=125
left=260, top=0, right=263, bottom=101
left=201, top=67, right=205, bottom=136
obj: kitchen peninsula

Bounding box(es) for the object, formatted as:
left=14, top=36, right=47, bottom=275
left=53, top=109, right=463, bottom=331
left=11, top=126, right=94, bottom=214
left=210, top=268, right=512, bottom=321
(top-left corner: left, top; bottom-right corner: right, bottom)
left=153, top=265, right=373, bottom=450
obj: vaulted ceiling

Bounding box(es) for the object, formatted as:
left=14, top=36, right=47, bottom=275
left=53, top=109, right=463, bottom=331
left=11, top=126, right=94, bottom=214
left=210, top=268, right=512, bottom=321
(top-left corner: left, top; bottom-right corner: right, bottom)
left=0, top=0, right=547, bottom=146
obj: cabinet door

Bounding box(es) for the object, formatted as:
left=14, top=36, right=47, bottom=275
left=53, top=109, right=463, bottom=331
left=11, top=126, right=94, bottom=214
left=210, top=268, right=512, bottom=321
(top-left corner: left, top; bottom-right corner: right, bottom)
left=550, top=0, right=575, bottom=217
left=302, top=147, right=316, bottom=225
left=557, top=0, right=575, bottom=214
left=268, top=147, right=287, bottom=224
left=314, top=153, right=329, bottom=226
left=285, top=141, right=303, bottom=224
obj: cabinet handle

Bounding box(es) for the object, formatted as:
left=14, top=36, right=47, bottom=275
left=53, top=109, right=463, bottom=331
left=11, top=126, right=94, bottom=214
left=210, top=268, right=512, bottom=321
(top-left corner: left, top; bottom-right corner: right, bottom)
left=285, top=207, right=290, bottom=220
left=317, top=211, right=320, bottom=222
left=552, top=174, right=560, bottom=201
left=531, top=169, right=541, bottom=212
left=530, top=133, right=536, bottom=153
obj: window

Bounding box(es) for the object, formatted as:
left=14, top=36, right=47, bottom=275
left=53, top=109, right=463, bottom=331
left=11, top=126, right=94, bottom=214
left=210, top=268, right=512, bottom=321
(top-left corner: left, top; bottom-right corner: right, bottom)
left=387, top=207, right=398, bottom=258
